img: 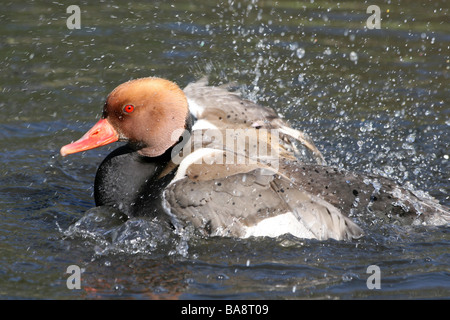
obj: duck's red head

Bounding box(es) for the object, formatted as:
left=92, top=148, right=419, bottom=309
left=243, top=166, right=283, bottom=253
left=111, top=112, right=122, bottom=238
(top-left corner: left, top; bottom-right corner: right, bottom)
left=60, top=77, right=189, bottom=157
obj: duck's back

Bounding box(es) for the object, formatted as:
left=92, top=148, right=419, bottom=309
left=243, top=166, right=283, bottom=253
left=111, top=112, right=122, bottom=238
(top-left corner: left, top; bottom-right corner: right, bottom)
left=184, top=77, right=325, bottom=165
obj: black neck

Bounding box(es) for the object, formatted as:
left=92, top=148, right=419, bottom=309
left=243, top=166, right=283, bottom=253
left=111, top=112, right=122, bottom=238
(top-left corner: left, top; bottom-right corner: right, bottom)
left=93, top=112, right=195, bottom=218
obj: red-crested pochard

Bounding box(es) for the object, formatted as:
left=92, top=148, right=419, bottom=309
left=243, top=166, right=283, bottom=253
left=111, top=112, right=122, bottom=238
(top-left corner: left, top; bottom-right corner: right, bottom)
left=61, top=77, right=450, bottom=241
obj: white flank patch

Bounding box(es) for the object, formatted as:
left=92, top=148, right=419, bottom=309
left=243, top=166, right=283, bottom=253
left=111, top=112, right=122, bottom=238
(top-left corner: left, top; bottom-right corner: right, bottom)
left=243, top=212, right=315, bottom=239
left=187, top=98, right=205, bottom=118
left=171, top=147, right=223, bottom=184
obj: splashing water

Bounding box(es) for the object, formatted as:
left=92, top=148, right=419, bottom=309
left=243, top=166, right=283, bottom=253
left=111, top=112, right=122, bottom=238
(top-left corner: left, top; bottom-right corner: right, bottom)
left=64, top=207, right=190, bottom=257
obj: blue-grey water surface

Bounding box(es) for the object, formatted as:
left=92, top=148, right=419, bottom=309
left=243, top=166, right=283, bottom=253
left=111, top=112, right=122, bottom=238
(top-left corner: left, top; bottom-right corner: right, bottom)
left=0, top=0, right=449, bottom=299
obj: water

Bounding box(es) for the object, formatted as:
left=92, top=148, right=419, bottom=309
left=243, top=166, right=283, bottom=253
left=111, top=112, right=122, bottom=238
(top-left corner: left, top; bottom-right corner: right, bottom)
left=1, top=0, right=449, bottom=299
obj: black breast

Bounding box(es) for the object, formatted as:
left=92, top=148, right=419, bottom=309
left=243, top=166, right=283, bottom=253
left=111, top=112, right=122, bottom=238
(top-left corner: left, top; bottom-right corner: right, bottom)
left=94, top=145, right=176, bottom=218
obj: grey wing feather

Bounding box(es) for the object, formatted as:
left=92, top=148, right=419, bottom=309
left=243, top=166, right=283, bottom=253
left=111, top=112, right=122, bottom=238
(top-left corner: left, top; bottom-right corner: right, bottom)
left=163, top=168, right=363, bottom=240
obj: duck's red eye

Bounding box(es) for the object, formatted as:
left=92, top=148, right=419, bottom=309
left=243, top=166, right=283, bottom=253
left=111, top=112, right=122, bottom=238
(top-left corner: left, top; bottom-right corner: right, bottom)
left=123, top=104, right=134, bottom=113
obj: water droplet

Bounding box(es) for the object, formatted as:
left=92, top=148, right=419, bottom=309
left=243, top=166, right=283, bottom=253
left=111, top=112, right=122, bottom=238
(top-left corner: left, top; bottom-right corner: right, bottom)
left=323, top=47, right=332, bottom=55
left=296, top=48, right=305, bottom=59
left=216, top=273, right=229, bottom=280
left=342, top=272, right=359, bottom=282
left=349, top=51, right=358, bottom=63
left=406, top=133, right=416, bottom=143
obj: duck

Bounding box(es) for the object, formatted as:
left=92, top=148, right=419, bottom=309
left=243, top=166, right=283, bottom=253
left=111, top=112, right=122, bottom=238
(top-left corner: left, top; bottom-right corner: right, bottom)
left=60, top=77, right=450, bottom=241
